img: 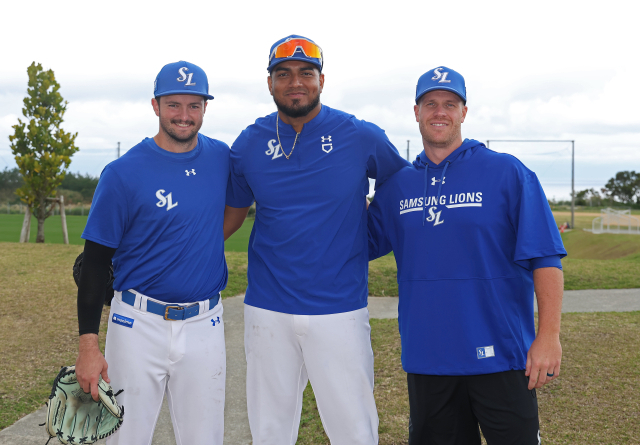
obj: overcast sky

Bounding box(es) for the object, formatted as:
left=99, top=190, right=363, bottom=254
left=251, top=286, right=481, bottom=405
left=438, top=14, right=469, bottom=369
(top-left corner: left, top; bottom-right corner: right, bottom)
left=1, top=0, right=637, bottom=200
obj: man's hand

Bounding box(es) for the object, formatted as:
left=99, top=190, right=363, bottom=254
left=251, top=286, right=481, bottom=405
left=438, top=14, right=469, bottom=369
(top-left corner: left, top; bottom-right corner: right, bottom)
left=525, top=266, right=563, bottom=390
left=75, top=333, right=109, bottom=401
left=525, top=332, right=561, bottom=389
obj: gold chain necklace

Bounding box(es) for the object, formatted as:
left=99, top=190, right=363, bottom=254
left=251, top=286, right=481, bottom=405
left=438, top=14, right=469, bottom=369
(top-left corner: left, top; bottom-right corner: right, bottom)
left=276, top=113, right=300, bottom=160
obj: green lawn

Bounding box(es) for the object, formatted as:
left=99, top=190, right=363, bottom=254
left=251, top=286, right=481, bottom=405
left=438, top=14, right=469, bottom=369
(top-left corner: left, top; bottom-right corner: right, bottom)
left=369, top=229, right=640, bottom=295
left=0, top=214, right=88, bottom=245
left=297, top=313, right=640, bottom=445
left=1, top=243, right=638, bottom=442
left=0, top=214, right=253, bottom=252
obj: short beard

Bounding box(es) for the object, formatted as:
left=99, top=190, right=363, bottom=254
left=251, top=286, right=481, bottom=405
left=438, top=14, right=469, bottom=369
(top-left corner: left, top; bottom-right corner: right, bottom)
left=273, top=93, right=321, bottom=119
left=418, top=120, right=461, bottom=149
left=160, top=119, right=199, bottom=144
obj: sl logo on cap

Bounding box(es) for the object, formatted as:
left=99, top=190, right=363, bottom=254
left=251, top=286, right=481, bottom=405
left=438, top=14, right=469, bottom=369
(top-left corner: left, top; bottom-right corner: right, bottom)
left=431, top=67, right=451, bottom=84
left=177, top=67, right=196, bottom=86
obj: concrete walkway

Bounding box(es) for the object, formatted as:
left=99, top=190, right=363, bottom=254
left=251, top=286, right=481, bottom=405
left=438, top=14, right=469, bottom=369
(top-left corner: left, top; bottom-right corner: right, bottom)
left=1, top=289, right=638, bottom=445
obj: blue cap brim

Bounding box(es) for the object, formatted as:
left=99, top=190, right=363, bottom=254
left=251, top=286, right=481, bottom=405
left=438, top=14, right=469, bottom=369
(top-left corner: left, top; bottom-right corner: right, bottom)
left=155, top=90, right=214, bottom=100
left=416, top=86, right=465, bottom=104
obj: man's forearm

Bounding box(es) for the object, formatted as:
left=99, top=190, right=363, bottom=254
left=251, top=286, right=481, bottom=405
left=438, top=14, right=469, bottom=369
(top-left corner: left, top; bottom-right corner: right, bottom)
left=224, top=205, right=251, bottom=240
left=533, top=267, right=564, bottom=336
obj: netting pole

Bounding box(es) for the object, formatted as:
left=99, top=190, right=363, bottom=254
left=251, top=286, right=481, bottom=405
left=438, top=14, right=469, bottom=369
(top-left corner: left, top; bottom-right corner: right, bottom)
left=571, top=140, right=575, bottom=229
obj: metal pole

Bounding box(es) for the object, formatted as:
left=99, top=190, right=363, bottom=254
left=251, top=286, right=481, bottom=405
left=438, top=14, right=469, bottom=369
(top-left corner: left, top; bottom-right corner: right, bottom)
left=406, top=140, right=410, bottom=161
left=60, top=196, right=69, bottom=245
left=117, top=142, right=121, bottom=158
left=571, top=140, right=575, bottom=229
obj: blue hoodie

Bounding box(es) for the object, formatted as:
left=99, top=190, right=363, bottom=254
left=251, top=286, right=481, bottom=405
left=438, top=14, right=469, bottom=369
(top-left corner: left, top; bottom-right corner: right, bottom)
left=368, top=139, right=567, bottom=375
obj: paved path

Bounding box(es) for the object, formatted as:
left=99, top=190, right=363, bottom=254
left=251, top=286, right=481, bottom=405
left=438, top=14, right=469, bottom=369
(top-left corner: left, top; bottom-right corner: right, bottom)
left=2, top=289, right=638, bottom=445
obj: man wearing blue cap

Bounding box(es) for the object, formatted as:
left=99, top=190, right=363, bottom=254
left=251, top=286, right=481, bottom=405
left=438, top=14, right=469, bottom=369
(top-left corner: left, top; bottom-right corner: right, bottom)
left=75, top=61, right=229, bottom=444
left=224, top=35, right=410, bottom=444
left=367, top=67, right=566, bottom=444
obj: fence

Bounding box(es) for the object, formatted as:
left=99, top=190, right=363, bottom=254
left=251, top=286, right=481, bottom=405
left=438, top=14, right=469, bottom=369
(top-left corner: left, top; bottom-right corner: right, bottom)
left=0, top=202, right=90, bottom=216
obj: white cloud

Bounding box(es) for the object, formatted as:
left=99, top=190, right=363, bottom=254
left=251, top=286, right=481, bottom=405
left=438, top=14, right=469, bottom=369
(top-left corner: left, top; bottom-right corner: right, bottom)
left=0, top=0, right=638, bottom=200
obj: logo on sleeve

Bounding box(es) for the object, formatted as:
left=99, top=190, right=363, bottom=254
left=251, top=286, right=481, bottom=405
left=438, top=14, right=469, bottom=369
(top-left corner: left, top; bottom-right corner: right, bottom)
left=476, top=345, right=495, bottom=359
left=321, top=135, right=333, bottom=153
left=112, top=314, right=134, bottom=328
left=156, top=189, right=178, bottom=211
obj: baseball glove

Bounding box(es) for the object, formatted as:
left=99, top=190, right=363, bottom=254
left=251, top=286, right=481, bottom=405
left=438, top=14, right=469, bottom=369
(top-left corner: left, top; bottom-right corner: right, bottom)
left=44, top=366, right=124, bottom=444
left=72, top=252, right=115, bottom=306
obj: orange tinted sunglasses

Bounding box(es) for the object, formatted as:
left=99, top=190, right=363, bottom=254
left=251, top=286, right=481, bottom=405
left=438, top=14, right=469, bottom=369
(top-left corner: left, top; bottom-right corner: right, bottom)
left=271, top=38, right=323, bottom=61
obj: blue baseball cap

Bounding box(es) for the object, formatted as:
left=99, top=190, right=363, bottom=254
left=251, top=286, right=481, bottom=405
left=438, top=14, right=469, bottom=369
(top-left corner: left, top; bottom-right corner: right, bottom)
left=268, top=35, right=323, bottom=73
left=154, top=61, right=214, bottom=100
left=415, top=66, right=466, bottom=104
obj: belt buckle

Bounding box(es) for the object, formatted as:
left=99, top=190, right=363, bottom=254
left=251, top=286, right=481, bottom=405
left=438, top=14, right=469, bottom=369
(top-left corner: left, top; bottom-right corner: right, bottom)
left=164, top=305, right=184, bottom=320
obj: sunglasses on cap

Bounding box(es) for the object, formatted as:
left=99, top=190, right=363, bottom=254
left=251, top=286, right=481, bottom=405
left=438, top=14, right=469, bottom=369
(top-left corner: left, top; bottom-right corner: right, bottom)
left=270, top=38, right=323, bottom=62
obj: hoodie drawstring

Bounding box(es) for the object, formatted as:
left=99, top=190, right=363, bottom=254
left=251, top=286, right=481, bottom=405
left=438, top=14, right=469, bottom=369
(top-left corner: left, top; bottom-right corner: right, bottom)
left=422, top=163, right=429, bottom=226
left=436, top=161, right=450, bottom=203
left=423, top=160, right=450, bottom=227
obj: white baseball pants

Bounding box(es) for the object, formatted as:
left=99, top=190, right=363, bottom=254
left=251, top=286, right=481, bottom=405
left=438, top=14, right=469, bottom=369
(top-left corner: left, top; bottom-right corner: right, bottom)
left=244, top=304, right=378, bottom=445
left=105, top=291, right=226, bottom=445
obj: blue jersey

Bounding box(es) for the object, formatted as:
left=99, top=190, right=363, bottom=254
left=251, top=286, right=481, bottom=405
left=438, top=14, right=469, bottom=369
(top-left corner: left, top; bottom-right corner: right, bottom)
left=368, top=139, right=567, bottom=375
left=82, top=134, right=229, bottom=303
left=227, top=105, right=410, bottom=315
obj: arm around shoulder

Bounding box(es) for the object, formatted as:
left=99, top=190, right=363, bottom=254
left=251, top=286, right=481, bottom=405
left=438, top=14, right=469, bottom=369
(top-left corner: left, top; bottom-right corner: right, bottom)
left=224, top=205, right=251, bottom=240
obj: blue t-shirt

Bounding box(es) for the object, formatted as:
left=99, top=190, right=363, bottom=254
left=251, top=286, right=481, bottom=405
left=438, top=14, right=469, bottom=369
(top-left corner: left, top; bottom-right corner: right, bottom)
left=227, top=105, right=410, bottom=315
left=82, top=134, right=229, bottom=303
left=368, top=139, right=567, bottom=375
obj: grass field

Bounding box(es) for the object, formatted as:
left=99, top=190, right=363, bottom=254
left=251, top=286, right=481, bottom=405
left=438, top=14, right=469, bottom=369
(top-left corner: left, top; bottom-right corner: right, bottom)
left=0, top=214, right=253, bottom=252
left=2, top=244, right=636, bottom=444
left=297, top=314, right=640, bottom=445
left=3, top=214, right=640, bottom=293
left=369, top=229, right=640, bottom=295
left=1, top=212, right=640, bottom=440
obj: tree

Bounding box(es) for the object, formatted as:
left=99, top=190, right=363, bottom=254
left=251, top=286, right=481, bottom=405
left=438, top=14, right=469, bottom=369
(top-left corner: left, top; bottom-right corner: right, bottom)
left=0, top=167, right=24, bottom=203
left=575, top=188, right=605, bottom=207
left=9, top=62, right=78, bottom=243
left=603, top=171, right=640, bottom=204
left=59, top=172, right=99, bottom=201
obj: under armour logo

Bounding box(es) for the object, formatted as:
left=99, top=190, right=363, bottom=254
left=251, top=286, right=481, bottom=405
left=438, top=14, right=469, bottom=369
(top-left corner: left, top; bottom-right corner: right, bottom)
left=156, top=189, right=178, bottom=211
left=185, top=169, right=196, bottom=176
left=431, top=68, right=451, bottom=84
left=321, top=135, right=333, bottom=153
left=211, top=317, right=221, bottom=326
left=431, top=177, right=445, bottom=185
left=177, top=67, right=196, bottom=86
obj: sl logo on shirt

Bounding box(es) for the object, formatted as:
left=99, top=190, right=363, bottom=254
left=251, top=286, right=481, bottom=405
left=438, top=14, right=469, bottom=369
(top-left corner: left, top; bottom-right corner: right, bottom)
left=266, top=140, right=283, bottom=160
left=156, top=189, right=178, bottom=211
